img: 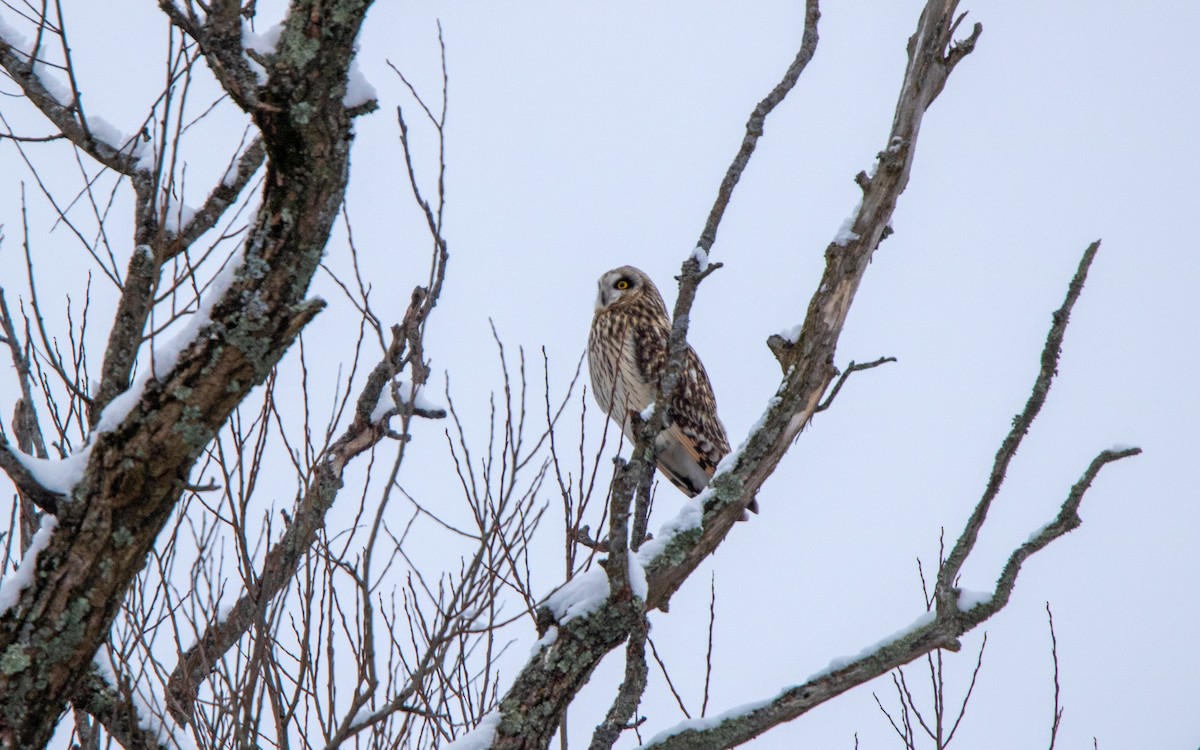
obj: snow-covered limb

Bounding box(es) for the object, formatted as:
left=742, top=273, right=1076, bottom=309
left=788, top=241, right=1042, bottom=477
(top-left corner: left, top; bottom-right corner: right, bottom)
left=444, top=711, right=500, bottom=750
left=643, top=242, right=1141, bottom=748
left=642, top=437, right=1138, bottom=750
left=0, top=514, right=57, bottom=615
left=639, top=606, right=959, bottom=750
left=644, top=697, right=774, bottom=747
left=641, top=446, right=1139, bottom=750
left=0, top=442, right=67, bottom=513
left=0, top=19, right=147, bottom=176
left=542, top=567, right=611, bottom=624
left=0, top=0, right=379, bottom=742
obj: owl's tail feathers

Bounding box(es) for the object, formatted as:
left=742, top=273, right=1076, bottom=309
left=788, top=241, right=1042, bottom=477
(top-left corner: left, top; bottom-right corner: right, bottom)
left=658, top=465, right=760, bottom=521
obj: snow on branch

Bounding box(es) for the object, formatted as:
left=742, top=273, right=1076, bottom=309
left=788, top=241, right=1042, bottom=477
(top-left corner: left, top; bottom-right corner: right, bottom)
left=639, top=240, right=1140, bottom=749
left=0, top=15, right=147, bottom=176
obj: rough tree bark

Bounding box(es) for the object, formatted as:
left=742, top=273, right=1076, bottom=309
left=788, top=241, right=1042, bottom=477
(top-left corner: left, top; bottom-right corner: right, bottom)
left=0, top=1, right=376, bottom=746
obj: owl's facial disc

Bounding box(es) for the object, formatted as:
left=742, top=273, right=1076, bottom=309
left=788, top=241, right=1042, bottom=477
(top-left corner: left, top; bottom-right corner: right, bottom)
left=595, top=271, right=634, bottom=311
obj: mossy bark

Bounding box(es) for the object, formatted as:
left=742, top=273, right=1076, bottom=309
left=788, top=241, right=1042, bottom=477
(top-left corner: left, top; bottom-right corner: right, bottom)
left=0, top=2, right=374, bottom=746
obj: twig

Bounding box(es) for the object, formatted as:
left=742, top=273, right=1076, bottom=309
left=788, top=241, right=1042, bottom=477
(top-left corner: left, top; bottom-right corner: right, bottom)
left=814, top=356, right=898, bottom=412
left=702, top=573, right=716, bottom=717
left=647, top=637, right=692, bottom=720
left=697, top=0, right=822, bottom=253
left=1047, top=603, right=1063, bottom=750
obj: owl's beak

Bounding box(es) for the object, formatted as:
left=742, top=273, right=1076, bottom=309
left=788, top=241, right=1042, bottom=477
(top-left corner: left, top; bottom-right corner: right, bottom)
left=595, top=284, right=608, bottom=311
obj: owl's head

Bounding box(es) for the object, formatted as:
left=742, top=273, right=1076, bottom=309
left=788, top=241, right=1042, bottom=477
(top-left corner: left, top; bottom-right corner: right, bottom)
left=594, top=266, right=667, bottom=314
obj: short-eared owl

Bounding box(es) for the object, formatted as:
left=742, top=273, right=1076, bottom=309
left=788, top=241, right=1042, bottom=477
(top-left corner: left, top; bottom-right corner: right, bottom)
left=588, top=266, right=742, bottom=505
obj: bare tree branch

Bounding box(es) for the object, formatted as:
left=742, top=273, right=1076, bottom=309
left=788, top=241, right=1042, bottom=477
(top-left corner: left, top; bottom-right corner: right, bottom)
left=0, top=30, right=146, bottom=175
left=1046, top=603, right=1063, bottom=750
left=70, top=669, right=170, bottom=750
left=936, top=240, right=1100, bottom=613
left=490, top=3, right=824, bottom=746
left=636, top=235, right=1139, bottom=749
left=0, top=1, right=376, bottom=744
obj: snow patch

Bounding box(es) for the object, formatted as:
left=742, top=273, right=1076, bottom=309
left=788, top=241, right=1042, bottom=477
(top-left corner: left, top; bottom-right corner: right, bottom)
left=636, top=495, right=704, bottom=567
left=13, top=450, right=90, bottom=496
left=0, top=19, right=70, bottom=104
left=639, top=402, right=656, bottom=422
left=0, top=14, right=32, bottom=55
left=1025, top=521, right=1052, bottom=544
left=163, top=200, right=198, bottom=234
left=84, top=115, right=124, bottom=148
left=957, top=588, right=992, bottom=610
left=0, top=514, right=58, bottom=615
left=242, top=22, right=283, bottom=55
left=344, top=60, right=377, bottom=108
left=776, top=324, right=803, bottom=344
left=531, top=625, right=558, bottom=655
left=136, top=140, right=159, bottom=172
left=833, top=202, right=862, bottom=247
left=444, top=711, right=500, bottom=750
left=628, top=552, right=647, bottom=602
left=690, top=245, right=709, bottom=272
left=543, top=567, right=610, bottom=624
left=241, top=22, right=283, bottom=84
left=150, top=245, right=244, bottom=377
left=33, top=60, right=72, bottom=105
left=645, top=696, right=774, bottom=746
left=813, top=610, right=936, bottom=679
left=715, top=396, right=781, bottom=478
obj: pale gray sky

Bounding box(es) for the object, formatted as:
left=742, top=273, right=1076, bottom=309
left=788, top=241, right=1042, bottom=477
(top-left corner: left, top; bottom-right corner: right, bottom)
left=1, top=1, right=1196, bottom=748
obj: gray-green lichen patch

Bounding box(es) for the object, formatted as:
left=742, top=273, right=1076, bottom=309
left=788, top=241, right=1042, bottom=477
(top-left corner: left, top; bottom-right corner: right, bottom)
left=275, top=29, right=321, bottom=70
left=0, top=644, right=30, bottom=675
left=652, top=525, right=702, bottom=570
left=112, top=527, right=133, bottom=548
left=290, top=101, right=315, bottom=126
left=171, top=404, right=209, bottom=452
left=237, top=253, right=270, bottom=283
left=330, top=1, right=366, bottom=25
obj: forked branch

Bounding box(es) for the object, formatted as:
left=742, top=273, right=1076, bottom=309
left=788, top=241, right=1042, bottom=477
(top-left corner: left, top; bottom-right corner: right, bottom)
left=641, top=243, right=1139, bottom=749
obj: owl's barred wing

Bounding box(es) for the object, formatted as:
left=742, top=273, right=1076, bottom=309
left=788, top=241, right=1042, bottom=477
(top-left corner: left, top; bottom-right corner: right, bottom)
left=652, top=345, right=730, bottom=494
left=659, top=347, right=757, bottom=514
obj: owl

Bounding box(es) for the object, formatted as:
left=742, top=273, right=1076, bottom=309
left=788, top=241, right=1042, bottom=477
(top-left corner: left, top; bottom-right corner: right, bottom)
left=588, top=265, right=751, bottom=511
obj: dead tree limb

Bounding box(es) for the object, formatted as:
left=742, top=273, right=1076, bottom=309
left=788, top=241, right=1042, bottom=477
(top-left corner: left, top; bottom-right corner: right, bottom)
left=640, top=242, right=1139, bottom=749
left=0, top=2, right=377, bottom=745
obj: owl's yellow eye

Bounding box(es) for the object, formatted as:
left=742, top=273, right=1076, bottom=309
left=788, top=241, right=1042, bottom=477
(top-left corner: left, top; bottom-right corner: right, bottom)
left=614, top=279, right=631, bottom=290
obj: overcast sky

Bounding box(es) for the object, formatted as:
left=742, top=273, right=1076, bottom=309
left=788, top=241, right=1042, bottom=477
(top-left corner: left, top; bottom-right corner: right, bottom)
left=1, top=1, right=1197, bottom=748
